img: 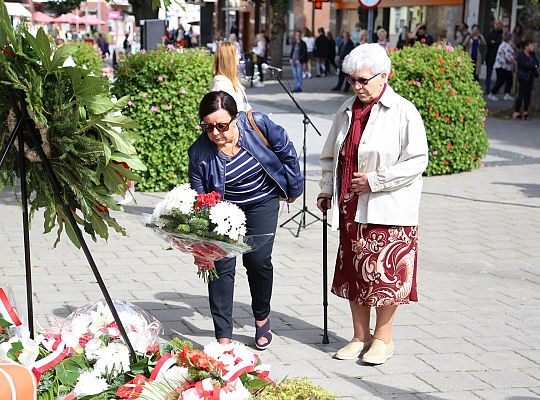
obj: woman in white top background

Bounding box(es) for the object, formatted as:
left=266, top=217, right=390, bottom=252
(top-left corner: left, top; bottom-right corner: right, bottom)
left=302, top=28, right=316, bottom=79
left=252, top=33, right=267, bottom=88
left=211, top=42, right=252, bottom=112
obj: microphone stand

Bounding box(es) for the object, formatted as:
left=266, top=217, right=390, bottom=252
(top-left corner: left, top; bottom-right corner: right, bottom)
left=268, top=67, right=322, bottom=237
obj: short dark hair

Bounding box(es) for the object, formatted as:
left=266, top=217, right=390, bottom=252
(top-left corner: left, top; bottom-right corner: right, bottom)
left=198, top=91, right=238, bottom=120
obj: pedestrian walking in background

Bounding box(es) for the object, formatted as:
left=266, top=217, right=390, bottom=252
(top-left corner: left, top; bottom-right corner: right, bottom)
left=189, top=91, right=303, bottom=349
left=315, top=27, right=331, bottom=77
left=211, top=43, right=251, bottom=112
left=454, top=23, right=470, bottom=47
left=351, top=23, right=361, bottom=46
left=122, top=33, right=131, bottom=54
left=377, top=28, right=391, bottom=50
left=359, top=30, right=369, bottom=46
left=513, top=40, right=539, bottom=120
left=318, top=43, right=428, bottom=365
left=327, top=31, right=338, bottom=74
left=396, top=26, right=410, bottom=49
left=302, top=28, right=316, bottom=79
left=210, top=30, right=224, bottom=54
left=332, top=31, right=355, bottom=92
left=409, top=24, right=434, bottom=46
left=252, top=33, right=267, bottom=88
left=511, top=24, right=523, bottom=50
left=96, top=33, right=109, bottom=58
left=464, top=25, right=487, bottom=81
left=485, top=20, right=503, bottom=95
left=290, top=30, right=308, bottom=93
left=228, top=33, right=243, bottom=60
left=487, top=32, right=515, bottom=101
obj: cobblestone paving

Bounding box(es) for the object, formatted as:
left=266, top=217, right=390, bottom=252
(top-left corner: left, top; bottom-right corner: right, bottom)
left=1, top=82, right=539, bottom=398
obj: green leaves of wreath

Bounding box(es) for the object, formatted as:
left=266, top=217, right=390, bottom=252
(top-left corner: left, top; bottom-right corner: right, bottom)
left=0, top=1, right=146, bottom=248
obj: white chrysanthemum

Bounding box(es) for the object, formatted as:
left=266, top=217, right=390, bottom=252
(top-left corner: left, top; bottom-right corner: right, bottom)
left=209, top=202, right=247, bottom=241
left=203, top=341, right=256, bottom=370
left=88, top=303, right=113, bottom=334
left=220, top=379, right=251, bottom=400
left=73, top=371, right=109, bottom=396
left=152, top=184, right=197, bottom=223
left=61, top=314, right=92, bottom=348
left=92, top=342, right=131, bottom=377
left=127, top=330, right=153, bottom=354
left=84, top=337, right=103, bottom=361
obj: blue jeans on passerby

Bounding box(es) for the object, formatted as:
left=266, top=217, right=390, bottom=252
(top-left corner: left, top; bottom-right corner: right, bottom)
left=292, top=62, right=303, bottom=90
left=485, top=63, right=494, bottom=94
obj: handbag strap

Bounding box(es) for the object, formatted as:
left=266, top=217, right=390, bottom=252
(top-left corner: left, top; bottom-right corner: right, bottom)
left=247, top=110, right=271, bottom=149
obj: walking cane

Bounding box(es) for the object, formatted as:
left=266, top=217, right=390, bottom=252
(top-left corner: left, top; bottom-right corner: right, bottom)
left=321, top=199, right=330, bottom=344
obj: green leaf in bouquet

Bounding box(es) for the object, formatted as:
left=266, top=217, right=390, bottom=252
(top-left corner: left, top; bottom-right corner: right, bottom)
left=0, top=316, right=13, bottom=329
left=25, top=28, right=53, bottom=72
left=101, top=115, right=139, bottom=129
left=95, top=123, right=136, bottom=155
left=189, top=217, right=210, bottom=232
left=240, top=371, right=271, bottom=392
left=176, top=224, right=191, bottom=234
left=80, top=94, right=115, bottom=115
left=50, top=44, right=78, bottom=71
left=0, top=1, right=17, bottom=50
left=169, top=338, right=193, bottom=352
left=54, top=357, right=83, bottom=386
left=111, top=152, right=147, bottom=171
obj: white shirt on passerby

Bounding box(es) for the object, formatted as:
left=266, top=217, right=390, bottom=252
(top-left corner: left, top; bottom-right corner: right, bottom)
left=494, top=41, right=514, bottom=71
left=320, top=85, right=428, bottom=229
left=211, top=75, right=251, bottom=112
left=302, top=36, right=315, bottom=52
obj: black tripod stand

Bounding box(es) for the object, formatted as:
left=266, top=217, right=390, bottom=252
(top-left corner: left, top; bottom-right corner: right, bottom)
left=0, top=92, right=136, bottom=360
left=268, top=68, right=322, bottom=237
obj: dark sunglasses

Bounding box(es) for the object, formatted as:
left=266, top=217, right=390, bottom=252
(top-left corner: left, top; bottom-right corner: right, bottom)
left=199, top=116, right=237, bottom=134
left=346, top=72, right=381, bottom=87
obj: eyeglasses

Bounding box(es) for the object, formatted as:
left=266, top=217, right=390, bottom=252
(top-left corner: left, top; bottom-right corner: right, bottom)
left=346, top=72, right=381, bottom=87
left=199, top=116, right=236, bottom=134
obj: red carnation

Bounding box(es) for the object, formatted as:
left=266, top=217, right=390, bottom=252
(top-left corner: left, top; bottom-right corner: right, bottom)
left=116, top=374, right=149, bottom=399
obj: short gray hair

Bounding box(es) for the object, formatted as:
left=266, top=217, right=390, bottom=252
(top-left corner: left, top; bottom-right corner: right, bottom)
left=342, top=43, right=391, bottom=78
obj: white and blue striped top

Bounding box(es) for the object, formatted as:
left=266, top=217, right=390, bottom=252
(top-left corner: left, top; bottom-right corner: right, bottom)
left=224, top=149, right=279, bottom=205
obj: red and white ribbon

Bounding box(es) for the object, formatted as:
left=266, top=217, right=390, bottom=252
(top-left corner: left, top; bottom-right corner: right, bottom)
left=149, top=353, right=176, bottom=381
left=30, top=342, right=73, bottom=382
left=63, top=393, right=77, bottom=400
left=222, top=360, right=255, bottom=382
left=0, top=288, right=22, bottom=326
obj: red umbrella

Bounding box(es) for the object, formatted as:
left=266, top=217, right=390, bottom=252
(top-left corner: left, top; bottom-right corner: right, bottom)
left=79, top=15, right=106, bottom=26
left=53, top=13, right=79, bottom=24
left=33, top=11, right=54, bottom=24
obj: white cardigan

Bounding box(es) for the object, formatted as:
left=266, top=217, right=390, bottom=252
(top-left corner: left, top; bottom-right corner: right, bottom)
left=211, top=75, right=251, bottom=112
left=319, top=85, right=428, bottom=229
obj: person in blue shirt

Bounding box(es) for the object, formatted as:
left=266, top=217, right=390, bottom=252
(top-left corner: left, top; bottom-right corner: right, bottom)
left=188, top=91, right=303, bottom=349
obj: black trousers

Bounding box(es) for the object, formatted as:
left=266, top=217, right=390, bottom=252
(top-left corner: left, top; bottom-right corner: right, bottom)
left=335, top=68, right=351, bottom=91
left=491, top=68, right=513, bottom=95
left=256, top=58, right=266, bottom=83
left=514, top=77, right=535, bottom=113
left=208, top=196, right=279, bottom=339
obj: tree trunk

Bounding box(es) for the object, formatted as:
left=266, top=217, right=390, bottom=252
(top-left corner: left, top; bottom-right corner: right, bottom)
left=129, top=0, right=159, bottom=25
left=269, top=0, right=288, bottom=69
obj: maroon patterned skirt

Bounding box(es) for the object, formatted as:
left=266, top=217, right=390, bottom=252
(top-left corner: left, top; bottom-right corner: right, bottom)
left=331, top=193, right=419, bottom=306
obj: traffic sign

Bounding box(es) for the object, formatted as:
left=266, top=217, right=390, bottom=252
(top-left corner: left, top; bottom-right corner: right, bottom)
left=358, top=0, right=381, bottom=9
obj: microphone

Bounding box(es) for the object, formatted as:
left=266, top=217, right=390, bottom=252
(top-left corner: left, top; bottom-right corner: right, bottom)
left=261, top=63, right=282, bottom=72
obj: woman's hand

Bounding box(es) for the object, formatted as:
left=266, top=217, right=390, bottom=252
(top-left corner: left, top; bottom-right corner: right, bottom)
left=317, top=193, right=332, bottom=212
left=350, top=172, right=372, bottom=195
left=287, top=197, right=298, bottom=203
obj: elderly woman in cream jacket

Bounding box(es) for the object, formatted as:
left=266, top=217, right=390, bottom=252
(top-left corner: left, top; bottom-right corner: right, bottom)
left=211, top=42, right=251, bottom=112
left=317, top=43, right=428, bottom=365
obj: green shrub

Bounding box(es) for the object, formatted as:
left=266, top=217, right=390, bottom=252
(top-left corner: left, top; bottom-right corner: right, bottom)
left=72, top=42, right=102, bottom=75
left=113, top=47, right=213, bottom=191
left=388, top=43, right=489, bottom=176
left=257, top=378, right=337, bottom=400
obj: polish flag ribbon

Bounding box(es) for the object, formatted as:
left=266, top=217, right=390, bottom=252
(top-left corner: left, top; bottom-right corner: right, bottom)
left=30, top=341, right=73, bottom=382
left=149, top=353, right=176, bottom=381
left=222, top=359, right=255, bottom=381
left=0, top=288, right=22, bottom=326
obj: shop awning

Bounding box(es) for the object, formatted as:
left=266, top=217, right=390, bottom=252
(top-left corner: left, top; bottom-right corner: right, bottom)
left=54, top=13, right=80, bottom=24
left=5, top=2, right=32, bottom=18
left=79, top=14, right=106, bottom=25
left=33, top=11, right=55, bottom=24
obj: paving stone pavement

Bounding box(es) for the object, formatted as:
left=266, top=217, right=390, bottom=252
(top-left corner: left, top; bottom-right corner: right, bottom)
left=1, top=80, right=540, bottom=399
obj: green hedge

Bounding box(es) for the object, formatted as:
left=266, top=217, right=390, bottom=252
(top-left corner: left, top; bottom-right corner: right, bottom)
left=388, top=43, right=489, bottom=175
left=72, top=42, right=102, bottom=75
left=113, top=47, right=213, bottom=191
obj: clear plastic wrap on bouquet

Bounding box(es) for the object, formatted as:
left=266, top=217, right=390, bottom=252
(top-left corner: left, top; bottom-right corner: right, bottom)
left=144, top=213, right=273, bottom=281
left=45, top=299, right=162, bottom=354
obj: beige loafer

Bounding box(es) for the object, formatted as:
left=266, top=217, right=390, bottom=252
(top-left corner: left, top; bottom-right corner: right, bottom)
left=361, top=338, right=394, bottom=365
left=335, top=338, right=372, bottom=360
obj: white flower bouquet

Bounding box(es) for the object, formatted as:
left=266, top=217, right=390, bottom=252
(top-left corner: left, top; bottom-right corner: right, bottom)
left=146, top=184, right=272, bottom=281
